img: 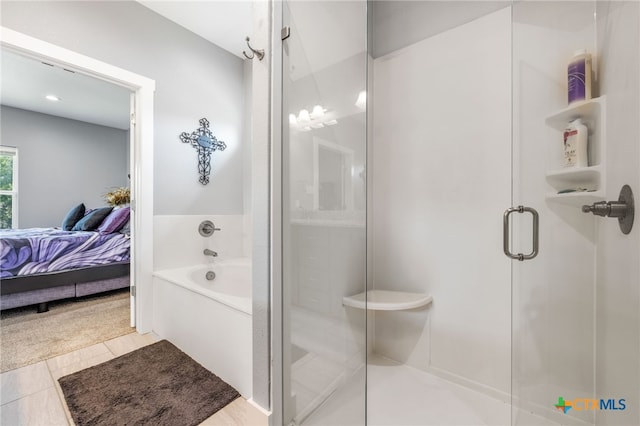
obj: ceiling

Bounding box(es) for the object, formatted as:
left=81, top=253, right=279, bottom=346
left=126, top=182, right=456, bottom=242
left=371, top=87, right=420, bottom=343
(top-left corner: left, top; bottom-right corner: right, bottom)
left=1, top=49, right=132, bottom=130
left=137, top=1, right=251, bottom=59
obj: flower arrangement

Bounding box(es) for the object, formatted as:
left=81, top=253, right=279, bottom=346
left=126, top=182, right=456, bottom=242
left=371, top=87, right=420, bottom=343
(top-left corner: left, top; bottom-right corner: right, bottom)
left=104, top=187, right=130, bottom=206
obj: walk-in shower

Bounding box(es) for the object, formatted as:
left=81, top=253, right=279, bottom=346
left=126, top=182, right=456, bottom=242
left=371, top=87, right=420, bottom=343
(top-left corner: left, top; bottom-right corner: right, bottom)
left=277, top=1, right=640, bottom=425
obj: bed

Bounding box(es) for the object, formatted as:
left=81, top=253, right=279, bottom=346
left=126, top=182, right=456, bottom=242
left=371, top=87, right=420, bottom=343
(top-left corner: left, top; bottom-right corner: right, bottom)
left=1, top=208, right=131, bottom=312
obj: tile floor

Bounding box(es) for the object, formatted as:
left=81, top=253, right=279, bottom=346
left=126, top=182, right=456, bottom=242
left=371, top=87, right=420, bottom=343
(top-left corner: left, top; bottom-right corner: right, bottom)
left=0, top=332, right=268, bottom=426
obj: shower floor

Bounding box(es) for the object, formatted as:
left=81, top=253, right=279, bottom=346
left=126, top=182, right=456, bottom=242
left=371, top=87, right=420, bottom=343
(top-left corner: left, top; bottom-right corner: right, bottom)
left=303, top=355, right=558, bottom=426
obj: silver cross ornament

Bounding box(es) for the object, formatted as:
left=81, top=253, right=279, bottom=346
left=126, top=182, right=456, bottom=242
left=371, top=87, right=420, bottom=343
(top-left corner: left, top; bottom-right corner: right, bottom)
left=180, top=118, right=226, bottom=185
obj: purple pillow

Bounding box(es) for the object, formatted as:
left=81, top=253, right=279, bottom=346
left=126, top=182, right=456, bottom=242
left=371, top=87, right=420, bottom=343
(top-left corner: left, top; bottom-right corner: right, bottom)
left=97, top=207, right=130, bottom=234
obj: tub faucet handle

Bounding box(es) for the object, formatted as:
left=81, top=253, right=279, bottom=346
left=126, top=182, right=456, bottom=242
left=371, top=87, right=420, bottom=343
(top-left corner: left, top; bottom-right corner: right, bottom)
left=581, top=201, right=611, bottom=217
left=199, top=220, right=221, bottom=237
left=581, top=184, right=635, bottom=235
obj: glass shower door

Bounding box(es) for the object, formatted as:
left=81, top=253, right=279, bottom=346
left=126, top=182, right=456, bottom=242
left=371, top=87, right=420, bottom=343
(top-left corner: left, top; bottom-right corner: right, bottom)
left=510, top=3, right=599, bottom=424
left=280, top=1, right=368, bottom=424
left=511, top=1, right=640, bottom=425
left=366, top=2, right=512, bottom=425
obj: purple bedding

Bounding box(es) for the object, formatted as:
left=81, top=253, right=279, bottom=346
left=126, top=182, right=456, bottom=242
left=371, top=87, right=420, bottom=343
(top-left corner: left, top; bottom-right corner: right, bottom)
left=0, top=228, right=130, bottom=279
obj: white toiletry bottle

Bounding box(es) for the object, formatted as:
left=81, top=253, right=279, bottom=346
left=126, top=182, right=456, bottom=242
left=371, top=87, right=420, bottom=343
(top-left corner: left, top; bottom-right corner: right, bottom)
left=563, top=118, right=588, bottom=167
left=568, top=49, right=593, bottom=105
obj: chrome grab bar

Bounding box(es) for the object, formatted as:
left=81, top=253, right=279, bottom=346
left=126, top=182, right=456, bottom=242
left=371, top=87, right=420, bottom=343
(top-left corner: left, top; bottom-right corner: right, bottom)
left=503, top=206, right=539, bottom=261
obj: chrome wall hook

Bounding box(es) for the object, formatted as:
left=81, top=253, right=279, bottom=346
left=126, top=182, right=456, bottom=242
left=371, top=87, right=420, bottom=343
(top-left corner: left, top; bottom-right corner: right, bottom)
left=242, top=36, right=264, bottom=61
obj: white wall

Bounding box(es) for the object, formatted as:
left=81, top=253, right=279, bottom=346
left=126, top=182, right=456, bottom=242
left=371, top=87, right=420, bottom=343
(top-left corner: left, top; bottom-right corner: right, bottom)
left=595, top=2, right=640, bottom=425
left=0, top=1, right=246, bottom=216
left=371, top=8, right=512, bottom=395
left=153, top=215, right=247, bottom=271
left=1, top=106, right=128, bottom=227
left=370, top=1, right=507, bottom=58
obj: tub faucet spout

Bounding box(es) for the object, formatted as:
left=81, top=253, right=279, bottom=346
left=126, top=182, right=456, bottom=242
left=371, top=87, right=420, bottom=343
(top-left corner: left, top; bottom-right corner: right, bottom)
left=203, top=249, right=218, bottom=257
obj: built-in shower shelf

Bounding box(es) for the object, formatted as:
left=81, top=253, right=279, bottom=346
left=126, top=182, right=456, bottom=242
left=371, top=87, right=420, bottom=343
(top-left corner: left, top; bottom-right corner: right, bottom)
left=544, top=97, right=603, bottom=131
left=343, top=290, right=433, bottom=311
left=545, top=165, right=602, bottom=191
left=544, top=96, right=606, bottom=208
left=545, top=190, right=605, bottom=207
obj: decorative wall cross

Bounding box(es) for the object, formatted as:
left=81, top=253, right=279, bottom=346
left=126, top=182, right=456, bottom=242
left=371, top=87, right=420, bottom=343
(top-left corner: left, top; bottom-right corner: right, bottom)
left=180, top=118, right=226, bottom=185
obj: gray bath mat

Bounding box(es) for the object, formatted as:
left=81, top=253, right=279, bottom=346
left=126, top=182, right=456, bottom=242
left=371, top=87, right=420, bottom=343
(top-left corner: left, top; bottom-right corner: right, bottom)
left=58, top=339, right=240, bottom=425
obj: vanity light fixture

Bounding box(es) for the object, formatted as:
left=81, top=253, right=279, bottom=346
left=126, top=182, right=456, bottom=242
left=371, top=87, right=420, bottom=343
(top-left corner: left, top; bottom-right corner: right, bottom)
left=291, top=105, right=336, bottom=131
left=298, top=109, right=311, bottom=123
left=310, top=105, right=325, bottom=119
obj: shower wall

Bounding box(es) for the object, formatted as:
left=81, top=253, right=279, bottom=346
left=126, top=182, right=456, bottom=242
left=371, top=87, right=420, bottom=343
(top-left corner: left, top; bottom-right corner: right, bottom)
left=371, top=8, right=511, bottom=395
left=595, top=2, right=640, bottom=425
left=153, top=215, right=247, bottom=270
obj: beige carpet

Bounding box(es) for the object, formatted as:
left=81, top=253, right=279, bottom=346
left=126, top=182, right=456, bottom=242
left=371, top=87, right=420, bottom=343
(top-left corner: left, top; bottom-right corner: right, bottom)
left=1, top=290, right=133, bottom=372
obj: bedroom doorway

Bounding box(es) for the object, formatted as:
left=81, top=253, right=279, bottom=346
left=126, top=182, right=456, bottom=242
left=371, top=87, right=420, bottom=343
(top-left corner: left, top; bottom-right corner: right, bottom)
left=1, top=26, right=155, bottom=333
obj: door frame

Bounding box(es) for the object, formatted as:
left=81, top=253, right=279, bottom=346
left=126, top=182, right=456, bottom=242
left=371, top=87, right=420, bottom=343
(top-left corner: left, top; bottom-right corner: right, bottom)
left=1, top=27, right=155, bottom=333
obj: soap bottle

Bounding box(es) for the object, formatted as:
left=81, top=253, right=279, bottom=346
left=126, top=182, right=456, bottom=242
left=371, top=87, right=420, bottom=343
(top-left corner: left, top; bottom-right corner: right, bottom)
left=567, top=49, right=592, bottom=104
left=563, top=118, right=588, bottom=167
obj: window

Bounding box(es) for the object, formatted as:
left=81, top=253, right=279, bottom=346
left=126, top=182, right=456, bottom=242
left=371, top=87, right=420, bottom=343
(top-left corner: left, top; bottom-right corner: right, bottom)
left=0, top=146, right=18, bottom=229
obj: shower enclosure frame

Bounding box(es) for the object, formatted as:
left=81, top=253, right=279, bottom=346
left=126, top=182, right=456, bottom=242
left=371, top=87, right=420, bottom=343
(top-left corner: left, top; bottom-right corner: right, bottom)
left=270, top=1, right=284, bottom=425
left=273, top=0, right=370, bottom=423
left=272, top=1, right=640, bottom=425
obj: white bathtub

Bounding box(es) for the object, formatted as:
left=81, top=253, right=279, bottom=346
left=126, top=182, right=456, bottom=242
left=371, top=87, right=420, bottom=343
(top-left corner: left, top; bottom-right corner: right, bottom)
left=154, top=259, right=251, bottom=314
left=152, top=258, right=252, bottom=397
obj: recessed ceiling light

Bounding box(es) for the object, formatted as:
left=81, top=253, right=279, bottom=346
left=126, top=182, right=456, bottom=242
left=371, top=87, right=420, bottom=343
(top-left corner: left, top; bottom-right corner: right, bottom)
left=45, top=95, right=61, bottom=102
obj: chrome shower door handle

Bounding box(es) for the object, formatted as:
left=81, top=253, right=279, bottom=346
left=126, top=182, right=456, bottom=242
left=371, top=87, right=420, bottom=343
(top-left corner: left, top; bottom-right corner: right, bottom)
left=503, top=206, right=539, bottom=261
